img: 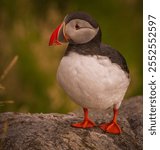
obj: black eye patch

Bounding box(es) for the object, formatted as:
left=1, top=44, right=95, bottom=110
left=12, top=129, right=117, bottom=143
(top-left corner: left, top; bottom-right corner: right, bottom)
left=75, top=24, right=80, bottom=30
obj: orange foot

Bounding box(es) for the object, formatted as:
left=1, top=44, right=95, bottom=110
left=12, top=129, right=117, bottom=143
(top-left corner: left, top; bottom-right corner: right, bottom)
left=99, top=121, right=122, bottom=134
left=72, top=119, right=95, bottom=128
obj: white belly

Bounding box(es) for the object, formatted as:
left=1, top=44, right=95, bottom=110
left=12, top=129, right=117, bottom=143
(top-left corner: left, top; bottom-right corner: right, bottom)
left=57, top=52, right=130, bottom=109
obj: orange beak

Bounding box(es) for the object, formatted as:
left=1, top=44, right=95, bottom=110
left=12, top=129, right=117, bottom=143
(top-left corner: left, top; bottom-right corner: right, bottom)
left=49, top=22, right=68, bottom=46
left=49, top=23, right=63, bottom=46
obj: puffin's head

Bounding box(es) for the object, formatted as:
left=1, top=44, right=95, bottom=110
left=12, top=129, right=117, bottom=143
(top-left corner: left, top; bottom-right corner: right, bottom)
left=49, top=12, right=101, bottom=46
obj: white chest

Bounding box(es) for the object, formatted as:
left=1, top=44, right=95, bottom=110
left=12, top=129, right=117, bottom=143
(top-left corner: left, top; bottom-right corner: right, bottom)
left=57, top=52, right=130, bottom=109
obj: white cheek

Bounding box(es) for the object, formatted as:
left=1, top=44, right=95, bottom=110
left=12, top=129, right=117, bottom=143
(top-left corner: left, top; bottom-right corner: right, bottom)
left=65, top=26, right=99, bottom=44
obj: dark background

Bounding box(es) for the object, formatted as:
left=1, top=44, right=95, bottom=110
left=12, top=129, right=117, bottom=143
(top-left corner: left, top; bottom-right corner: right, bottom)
left=0, top=0, right=142, bottom=113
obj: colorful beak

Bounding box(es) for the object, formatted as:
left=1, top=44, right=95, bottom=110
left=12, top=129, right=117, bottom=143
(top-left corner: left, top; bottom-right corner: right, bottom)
left=49, top=23, right=68, bottom=46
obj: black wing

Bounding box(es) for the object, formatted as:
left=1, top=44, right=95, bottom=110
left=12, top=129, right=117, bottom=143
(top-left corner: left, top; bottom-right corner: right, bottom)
left=100, top=44, right=129, bottom=74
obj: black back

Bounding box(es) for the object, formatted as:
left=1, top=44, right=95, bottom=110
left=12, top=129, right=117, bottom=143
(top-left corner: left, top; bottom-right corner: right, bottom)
left=65, top=42, right=129, bottom=74
left=100, top=44, right=129, bottom=74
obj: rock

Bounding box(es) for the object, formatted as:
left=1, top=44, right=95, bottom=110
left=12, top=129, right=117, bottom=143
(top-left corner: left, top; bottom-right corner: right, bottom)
left=0, top=96, right=142, bottom=150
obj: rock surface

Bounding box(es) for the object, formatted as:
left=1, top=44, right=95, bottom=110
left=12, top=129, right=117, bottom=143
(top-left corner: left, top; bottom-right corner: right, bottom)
left=0, top=96, right=142, bottom=150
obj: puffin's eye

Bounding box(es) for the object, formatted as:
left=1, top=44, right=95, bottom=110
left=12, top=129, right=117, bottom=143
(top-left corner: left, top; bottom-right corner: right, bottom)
left=75, top=24, right=80, bottom=30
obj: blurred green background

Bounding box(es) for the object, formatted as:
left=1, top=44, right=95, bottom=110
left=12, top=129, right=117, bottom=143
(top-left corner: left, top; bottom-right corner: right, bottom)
left=0, top=0, right=142, bottom=113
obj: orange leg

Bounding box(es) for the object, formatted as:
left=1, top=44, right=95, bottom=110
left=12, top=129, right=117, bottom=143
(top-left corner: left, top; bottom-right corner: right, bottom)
left=99, top=108, right=122, bottom=134
left=72, top=108, right=95, bottom=128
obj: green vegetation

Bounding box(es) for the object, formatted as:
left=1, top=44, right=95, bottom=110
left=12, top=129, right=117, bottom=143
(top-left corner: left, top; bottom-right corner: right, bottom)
left=0, top=0, right=142, bottom=113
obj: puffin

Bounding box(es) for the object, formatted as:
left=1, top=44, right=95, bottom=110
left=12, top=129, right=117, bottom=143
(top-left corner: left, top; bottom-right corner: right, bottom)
left=49, top=12, right=130, bottom=134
